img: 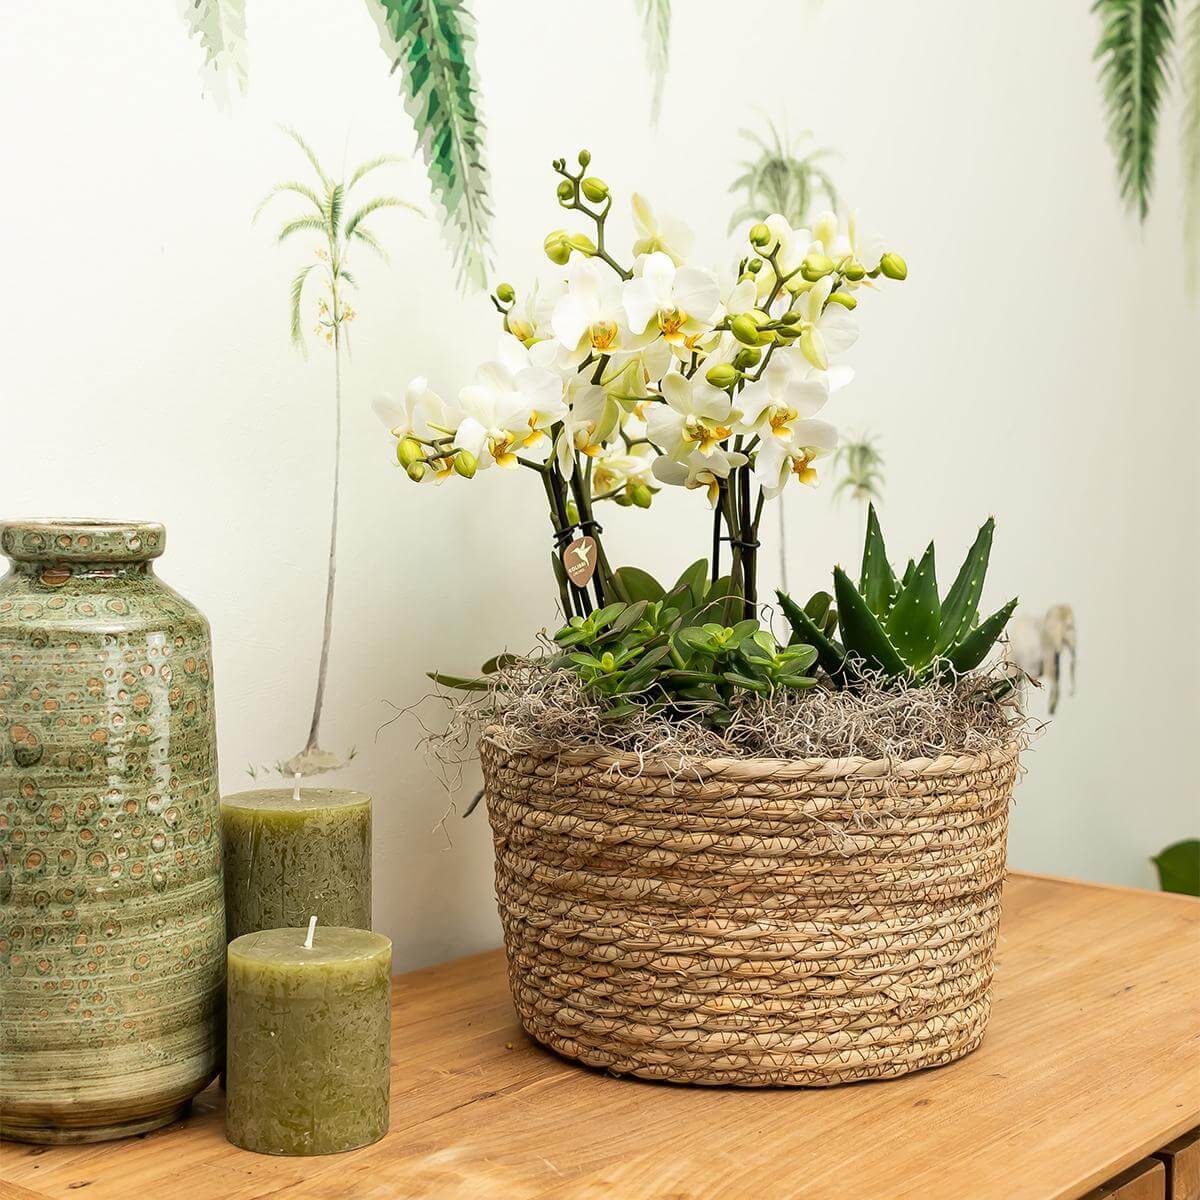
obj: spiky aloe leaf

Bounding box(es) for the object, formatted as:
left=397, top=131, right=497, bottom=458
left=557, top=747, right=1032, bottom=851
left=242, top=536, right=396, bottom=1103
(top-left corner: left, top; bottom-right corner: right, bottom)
left=886, top=543, right=941, bottom=671
left=777, top=590, right=844, bottom=677
left=365, top=0, right=493, bottom=290
left=179, top=0, right=248, bottom=106
left=1093, top=0, right=1176, bottom=222
left=859, top=503, right=897, bottom=617
left=833, top=567, right=909, bottom=678
left=946, top=597, right=1018, bottom=674
left=634, top=0, right=671, bottom=124
left=1182, top=0, right=1200, bottom=287
left=934, top=517, right=995, bottom=657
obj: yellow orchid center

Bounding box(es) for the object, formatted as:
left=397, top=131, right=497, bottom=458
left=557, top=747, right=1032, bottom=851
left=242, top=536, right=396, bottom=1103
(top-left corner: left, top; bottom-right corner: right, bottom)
left=684, top=416, right=732, bottom=455
left=769, top=407, right=797, bottom=439
left=488, top=432, right=519, bottom=468
left=523, top=413, right=545, bottom=447
left=791, top=452, right=819, bottom=487
left=589, top=319, right=620, bottom=351
left=657, top=306, right=689, bottom=341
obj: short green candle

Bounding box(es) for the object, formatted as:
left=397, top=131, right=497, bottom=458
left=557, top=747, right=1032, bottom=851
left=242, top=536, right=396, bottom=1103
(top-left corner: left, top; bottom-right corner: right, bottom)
left=225, top=924, right=391, bottom=1155
left=220, top=789, right=371, bottom=941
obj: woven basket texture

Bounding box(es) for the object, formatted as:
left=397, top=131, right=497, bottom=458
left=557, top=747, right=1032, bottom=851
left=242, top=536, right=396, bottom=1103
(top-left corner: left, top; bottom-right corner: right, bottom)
left=480, top=731, right=1020, bottom=1087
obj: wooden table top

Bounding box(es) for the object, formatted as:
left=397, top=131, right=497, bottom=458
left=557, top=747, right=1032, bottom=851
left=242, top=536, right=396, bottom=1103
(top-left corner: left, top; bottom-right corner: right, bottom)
left=3, top=872, right=1198, bottom=1200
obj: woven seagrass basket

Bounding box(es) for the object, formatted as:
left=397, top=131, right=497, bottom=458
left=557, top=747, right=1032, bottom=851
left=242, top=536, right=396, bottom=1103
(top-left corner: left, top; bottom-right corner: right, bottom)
left=479, top=730, right=1020, bottom=1087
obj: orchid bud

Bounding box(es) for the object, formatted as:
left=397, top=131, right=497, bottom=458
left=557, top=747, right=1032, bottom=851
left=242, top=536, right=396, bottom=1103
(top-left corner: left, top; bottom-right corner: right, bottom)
left=731, top=314, right=761, bottom=346
left=556, top=180, right=575, bottom=204
left=544, top=230, right=571, bottom=265
left=843, top=260, right=866, bottom=282
left=495, top=282, right=515, bottom=304
left=779, top=309, right=803, bottom=326
left=706, top=363, right=739, bottom=389
left=581, top=177, right=609, bottom=203
left=747, top=258, right=763, bottom=274
left=826, top=290, right=857, bottom=310
left=801, top=253, right=835, bottom=281
left=614, top=491, right=633, bottom=506
left=577, top=149, right=591, bottom=167
left=406, top=461, right=427, bottom=483
left=568, top=232, right=597, bottom=255
left=566, top=500, right=580, bottom=525
left=880, top=252, right=908, bottom=280
left=733, top=347, right=761, bottom=370
left=396, top=437, right=423, bottom=468
left=453, top=450, right=477, bottom=479
left=630, top=482, right=653, bottom=509
left=748, top=222, right=771, bottom=248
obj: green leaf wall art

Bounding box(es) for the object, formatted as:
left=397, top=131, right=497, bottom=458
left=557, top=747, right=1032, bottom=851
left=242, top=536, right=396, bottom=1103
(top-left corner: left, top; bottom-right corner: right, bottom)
left=635, top=0, right=672, bottom=124
left=1091, top=0, right=1200, bottom=279
left=364, top=0, right=494, bottom=289
left=179, top=0, right=249, bottom=104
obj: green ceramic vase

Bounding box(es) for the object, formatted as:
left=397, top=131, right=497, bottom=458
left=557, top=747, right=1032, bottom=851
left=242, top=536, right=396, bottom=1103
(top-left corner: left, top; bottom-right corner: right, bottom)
left=0, top=520, right=225, bottom=1144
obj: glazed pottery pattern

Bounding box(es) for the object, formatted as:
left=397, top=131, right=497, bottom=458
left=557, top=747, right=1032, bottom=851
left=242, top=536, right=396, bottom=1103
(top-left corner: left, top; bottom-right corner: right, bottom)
left=0, top=520, right=225, bottom=1144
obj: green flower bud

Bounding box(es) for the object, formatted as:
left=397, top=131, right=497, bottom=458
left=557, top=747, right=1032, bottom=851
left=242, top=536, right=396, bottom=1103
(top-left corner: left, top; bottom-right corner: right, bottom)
left=600, top=651, right=615, bottom=671
left=406, top=461, right=427, bottom=483
left=614, top=491, right=634, bottom=507
left=732, top=347, right=761, bottom=370
left=748, top=222, right=771, bottom=248
left=396, top=437, right=423, bottom=468
left=544, top=230, right=571, bottom=265
left=801, top=253, right=835, bottom=281
left=556, top=180, right=575, bottom=204
left=453, top=449, right=477, bottom=479
left=581, top=177, right=609, bottom=203
left=566, top=500, right=580, bottom=525
left=747, top=258, right=763, bottom=274
left=706, top=363, right=739, bottom=389
left=826, top=290, right=857, bottom=310
left=731, top=314, right=762, bottom=346
left=630, top=482, right=653, bottom=509
left=577, top=149, right=591, bottom=168
left=568, top=232, right=597, bottom=255
left=495, top=282, right=515, bottom=304
left=880, top=252, right=908, bottom=280
left=843, top=260, right=866, bottom=282
left=779, top=309, right=803, bottom=326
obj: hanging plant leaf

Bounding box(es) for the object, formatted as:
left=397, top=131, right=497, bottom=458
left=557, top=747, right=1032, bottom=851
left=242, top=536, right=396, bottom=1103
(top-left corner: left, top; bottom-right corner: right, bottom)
left=1092, top=0, right=1176, bottom=221
left=1152, top=838, right=1200, bottom=895
left=179, top=0, right=248, bottom=105
left=634, top=0, right=671, bottom=124
left=365, top=0, right=493, bottom=289
left=1181, top=0, right=1200, bottom=286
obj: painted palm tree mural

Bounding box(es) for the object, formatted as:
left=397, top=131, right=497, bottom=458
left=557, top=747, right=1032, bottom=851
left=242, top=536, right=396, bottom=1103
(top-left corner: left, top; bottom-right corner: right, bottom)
left=256, top=131, right=422, bottom=775
left=179, top=1, right=672, bottom=291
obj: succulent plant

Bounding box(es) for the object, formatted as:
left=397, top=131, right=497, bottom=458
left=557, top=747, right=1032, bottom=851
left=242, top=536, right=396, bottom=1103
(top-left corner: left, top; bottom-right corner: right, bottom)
left=778, top=505, right=1017, bottom=687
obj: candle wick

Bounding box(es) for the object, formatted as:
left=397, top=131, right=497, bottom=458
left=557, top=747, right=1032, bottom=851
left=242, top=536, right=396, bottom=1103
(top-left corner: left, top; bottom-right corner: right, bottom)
left=292, top=772, right=302, bottom=802
left=304, top=915, right=317, bottom=950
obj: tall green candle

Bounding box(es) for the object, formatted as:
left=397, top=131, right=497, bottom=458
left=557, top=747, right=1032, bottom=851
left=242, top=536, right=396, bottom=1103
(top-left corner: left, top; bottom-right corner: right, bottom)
left=225, top=923, right=391, bottom=1155
left=220, top=789, right=371, bottom=942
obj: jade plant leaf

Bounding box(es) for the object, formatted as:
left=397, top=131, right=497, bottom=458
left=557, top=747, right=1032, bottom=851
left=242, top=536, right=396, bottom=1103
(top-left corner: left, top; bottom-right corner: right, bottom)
left=614, top=565, right=665, bottom=603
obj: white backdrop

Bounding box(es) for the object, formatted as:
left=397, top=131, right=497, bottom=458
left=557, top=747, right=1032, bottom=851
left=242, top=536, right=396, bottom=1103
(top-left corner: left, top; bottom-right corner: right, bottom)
left=3, top=1, right=1197, bottom=969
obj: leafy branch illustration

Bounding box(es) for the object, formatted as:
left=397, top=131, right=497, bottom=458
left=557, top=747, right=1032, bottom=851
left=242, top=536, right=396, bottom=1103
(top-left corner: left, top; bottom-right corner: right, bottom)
left=255, top=129, right=423, bottom=777
left=1092, top=0, right=1200, bottom=282
left=178, top=0, right=249, bottom=105
left=635, top=0, right=672, bottom=125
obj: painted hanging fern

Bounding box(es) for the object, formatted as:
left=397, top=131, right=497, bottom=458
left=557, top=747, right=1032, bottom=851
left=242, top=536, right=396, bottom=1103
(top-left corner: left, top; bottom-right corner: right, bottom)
left=178, top=0, right=249, bottom=104
left=364, top=0, right=493, bottom=290
left=728, top=121, right=839, bottom=234
left=635, top=0, right=671, bottom=124
left=1182, top=0, right=1200, bottom=283
left=1093, top=0, right=1177, bottom=221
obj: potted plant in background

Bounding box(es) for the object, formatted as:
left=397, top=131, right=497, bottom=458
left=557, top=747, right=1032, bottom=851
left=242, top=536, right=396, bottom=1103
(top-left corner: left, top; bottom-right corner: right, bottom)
left=377, top=151, right=1026, bottom=1086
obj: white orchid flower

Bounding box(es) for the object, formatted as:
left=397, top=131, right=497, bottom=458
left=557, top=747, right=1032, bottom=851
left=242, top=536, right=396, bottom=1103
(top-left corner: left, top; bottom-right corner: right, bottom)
left=480, top=333, right=568, bottom=451
left=632, top=194, right=694, bottom=265
left=591, top=443, right=656, bottom=497
left=503, top=279, right=559, bottom=347
left=372, top=376, right=448, bottom=440
left=652, top=444, right=748, bottom=507
left=791, top=275, right=858, bottom=371
left=754, top=419, right=839, bottom=498
left=733, top=354, right=830, bottom=443
left=756, top=213, right=815, bottom=299
left=623, top=252, right=721, bottom=358
left=554, top=380, right=619, bottom=479
left=551, top=257, right=628, bottom=362
left=645, top=372, right=734, bottom=458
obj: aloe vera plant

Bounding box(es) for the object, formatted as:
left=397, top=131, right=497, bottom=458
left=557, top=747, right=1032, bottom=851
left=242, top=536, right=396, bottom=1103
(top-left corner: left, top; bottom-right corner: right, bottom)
left=778, top=505, right=1017, bottom=687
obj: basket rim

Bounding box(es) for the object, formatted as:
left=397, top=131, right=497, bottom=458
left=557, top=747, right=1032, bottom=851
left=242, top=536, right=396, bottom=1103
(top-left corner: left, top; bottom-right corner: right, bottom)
left=480, top=725, right=1022, bottom=783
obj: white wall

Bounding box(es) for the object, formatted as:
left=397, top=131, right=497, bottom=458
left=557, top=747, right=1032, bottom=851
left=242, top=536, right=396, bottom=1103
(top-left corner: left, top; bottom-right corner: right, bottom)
left=3, top=2, right=1197, bottom=969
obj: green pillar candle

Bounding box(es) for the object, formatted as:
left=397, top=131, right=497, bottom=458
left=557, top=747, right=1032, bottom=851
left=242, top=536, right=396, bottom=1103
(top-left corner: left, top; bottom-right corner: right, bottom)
left=220, top=789, right=371, bottom=942
left=225, top=923, right=391, bottom=1155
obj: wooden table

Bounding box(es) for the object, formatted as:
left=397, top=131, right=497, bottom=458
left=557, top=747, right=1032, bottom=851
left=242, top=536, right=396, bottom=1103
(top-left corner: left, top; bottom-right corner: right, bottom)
left=3, top=873, right=1198, bottom=1200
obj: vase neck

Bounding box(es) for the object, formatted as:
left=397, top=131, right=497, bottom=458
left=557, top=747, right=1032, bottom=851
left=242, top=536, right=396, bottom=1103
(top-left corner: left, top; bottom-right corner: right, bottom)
left=9, top=560, right=155, bottom=581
